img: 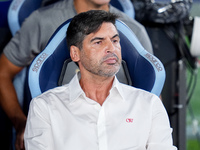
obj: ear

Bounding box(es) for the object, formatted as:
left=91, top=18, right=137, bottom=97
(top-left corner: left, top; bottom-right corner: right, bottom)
left=70, top=45, right=80, bottom=62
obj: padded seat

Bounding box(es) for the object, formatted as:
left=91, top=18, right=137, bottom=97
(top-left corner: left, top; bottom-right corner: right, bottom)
left=28, top=19, right=166, bottom=103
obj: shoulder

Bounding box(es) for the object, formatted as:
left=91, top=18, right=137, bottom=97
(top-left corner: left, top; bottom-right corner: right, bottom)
left=33, top=0, right=75, bottom=19
left=119, top=82, right=159, bottom=104
left=15, top=0, right=71, bottom=29
left=38, top=0, right=72, bottom=12
left=32, top=84, right=70, bottom=105
left=119, top=83, right=165, bottom=115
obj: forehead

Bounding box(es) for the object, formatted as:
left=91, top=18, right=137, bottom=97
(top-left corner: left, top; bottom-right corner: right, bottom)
left=88, top=22, right=118, bottom=38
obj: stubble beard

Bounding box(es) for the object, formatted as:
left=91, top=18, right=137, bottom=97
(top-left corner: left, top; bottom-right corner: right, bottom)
left=81, top=53, right=121, bottom=77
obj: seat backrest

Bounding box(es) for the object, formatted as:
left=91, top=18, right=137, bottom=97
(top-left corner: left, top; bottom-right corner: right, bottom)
left=28, top=19, right=166, bottom=101
left=7, top=0, right=134, bottom=35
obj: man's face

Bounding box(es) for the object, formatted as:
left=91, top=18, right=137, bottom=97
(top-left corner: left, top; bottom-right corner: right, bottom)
left=78, top=22, right=121, bottom=77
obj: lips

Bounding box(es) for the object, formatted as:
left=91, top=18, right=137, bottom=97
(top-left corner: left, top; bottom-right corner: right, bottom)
left=104, top=57, right=117, bottom=64
left=103, top=53, right=119, bottom=64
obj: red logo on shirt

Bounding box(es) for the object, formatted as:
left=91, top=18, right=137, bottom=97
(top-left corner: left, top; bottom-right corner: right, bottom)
left=126, top=118, right=133, bottom=123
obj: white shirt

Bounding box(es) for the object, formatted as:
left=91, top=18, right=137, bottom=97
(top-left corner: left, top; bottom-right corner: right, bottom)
left=24, top=73, right=177, bottom=150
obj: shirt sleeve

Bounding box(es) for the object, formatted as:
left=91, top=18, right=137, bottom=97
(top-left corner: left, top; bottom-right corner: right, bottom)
left=3, top=10, right=43, bottom=67
left=24, top=98, right=54, bottom=150
left=146, top=97, right=177, bottom=150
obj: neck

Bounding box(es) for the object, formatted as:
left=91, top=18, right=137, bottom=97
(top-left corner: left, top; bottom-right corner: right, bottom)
left=79, top=74, right=114, bottom=105
left=74, top=0, right=110, bottom=14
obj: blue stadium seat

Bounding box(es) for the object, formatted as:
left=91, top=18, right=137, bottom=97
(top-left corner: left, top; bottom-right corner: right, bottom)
left=28, top=19, right=165, bottom=103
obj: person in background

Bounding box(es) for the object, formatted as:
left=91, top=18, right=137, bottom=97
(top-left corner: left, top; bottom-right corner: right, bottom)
left=0, top=0, right=153, bottom=149
left=24, top=10, right=176, bottom=150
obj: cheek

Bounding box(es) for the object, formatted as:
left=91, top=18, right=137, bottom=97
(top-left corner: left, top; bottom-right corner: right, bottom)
left=81, top=48, right=99, bottom=63
left=116, top=45, right=122, bottom=59
left=84, top=45, right=102, bottom=58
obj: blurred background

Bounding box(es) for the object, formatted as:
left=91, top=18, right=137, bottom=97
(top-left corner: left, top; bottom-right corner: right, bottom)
left=186, top=0, right=200, bottom=148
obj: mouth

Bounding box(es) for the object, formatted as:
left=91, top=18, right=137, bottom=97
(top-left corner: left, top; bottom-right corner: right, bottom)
left=104, top=57, right=118, bottom=64
left=103, top=53, right=119, bottom=65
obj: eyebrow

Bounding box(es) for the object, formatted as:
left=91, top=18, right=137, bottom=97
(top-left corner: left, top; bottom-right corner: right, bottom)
left=112, top=34, right=120, bottom=39
left=90, top=34, right=120, bottom=43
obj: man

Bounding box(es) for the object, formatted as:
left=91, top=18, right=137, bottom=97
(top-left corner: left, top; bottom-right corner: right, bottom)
left=0, top=0, right=152, bottom=149
left=24, top=10, right=176, bottom=150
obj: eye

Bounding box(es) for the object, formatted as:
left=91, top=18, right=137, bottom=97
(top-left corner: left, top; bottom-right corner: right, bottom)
left=112, top=39, right=119, bottom=44
left=113, top=39, right=118, bottom=43
left=95, top=41, right=102, bottom=45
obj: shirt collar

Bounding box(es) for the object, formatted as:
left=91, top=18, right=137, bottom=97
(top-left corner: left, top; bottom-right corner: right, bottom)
left=69, top=72, right=84, bottom=102
left=111, top=76, right=126, bottom=102
left=69, top=73, right=126, bottom=102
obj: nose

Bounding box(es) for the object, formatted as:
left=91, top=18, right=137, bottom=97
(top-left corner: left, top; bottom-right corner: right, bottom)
left=105, top=39, right=115, bottom=53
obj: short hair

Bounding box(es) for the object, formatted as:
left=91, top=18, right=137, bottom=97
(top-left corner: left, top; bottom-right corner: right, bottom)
left=66, top=10, right=119, bottom=50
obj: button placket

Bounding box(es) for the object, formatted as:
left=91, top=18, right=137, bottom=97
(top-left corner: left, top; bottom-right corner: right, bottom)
left=97, top=106, right=108, bottom=150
